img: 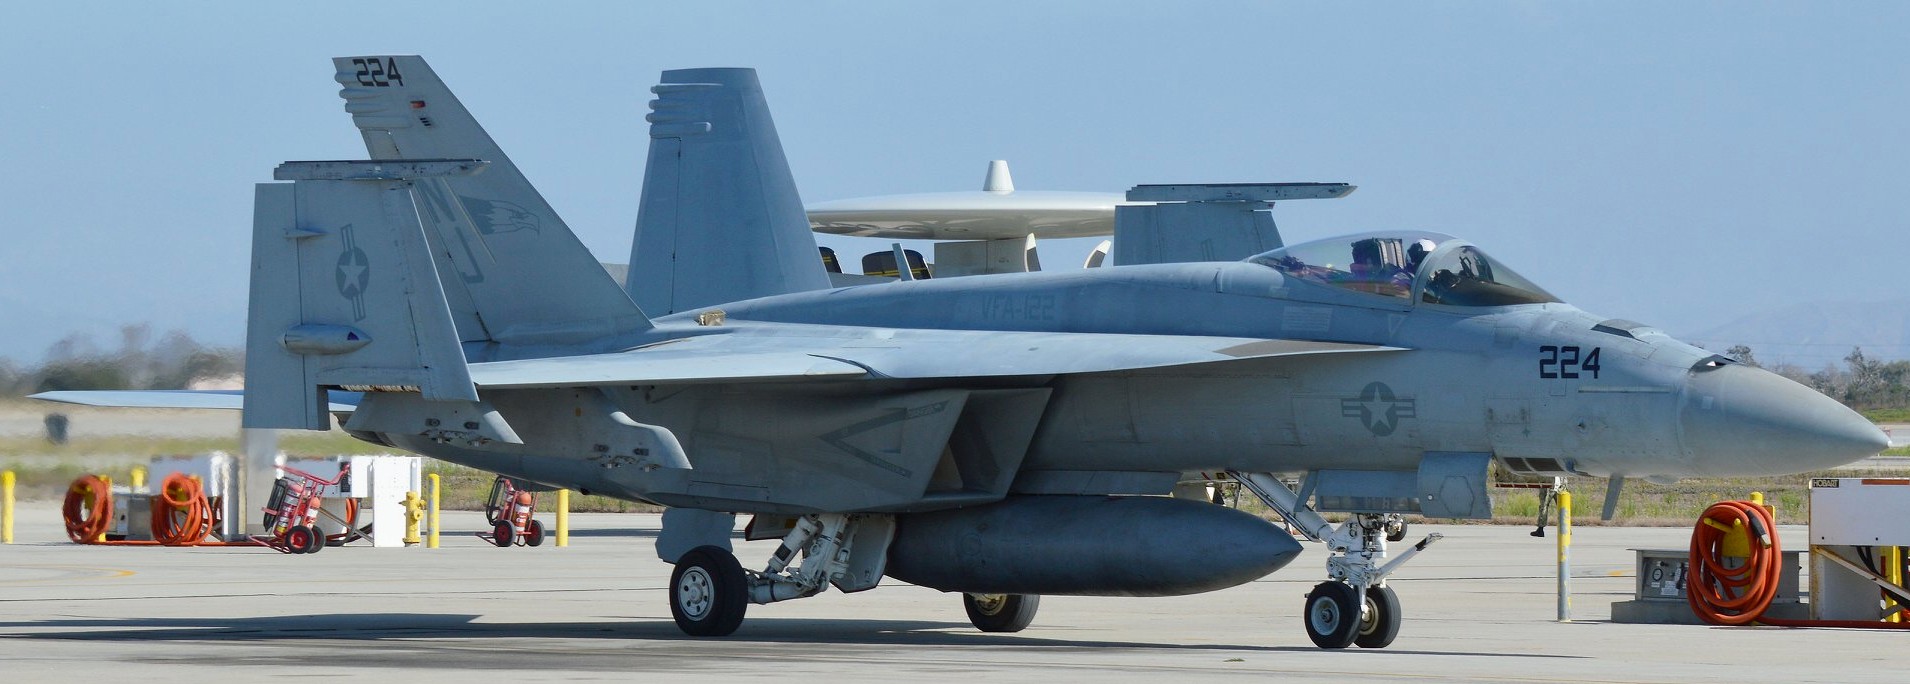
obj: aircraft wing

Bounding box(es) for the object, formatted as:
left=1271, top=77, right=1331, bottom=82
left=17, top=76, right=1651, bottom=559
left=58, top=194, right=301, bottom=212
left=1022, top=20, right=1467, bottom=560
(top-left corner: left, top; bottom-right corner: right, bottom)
left=464, top=329, right=1401, bottom=388
left=29, top=390, right=363, bottom=412
left=466, top=351, right=869, bottom=388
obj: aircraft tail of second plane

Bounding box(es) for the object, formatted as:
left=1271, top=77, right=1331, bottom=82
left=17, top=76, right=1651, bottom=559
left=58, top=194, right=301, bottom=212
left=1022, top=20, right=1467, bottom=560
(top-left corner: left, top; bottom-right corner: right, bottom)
left=628, top=68, right=832, bottom=315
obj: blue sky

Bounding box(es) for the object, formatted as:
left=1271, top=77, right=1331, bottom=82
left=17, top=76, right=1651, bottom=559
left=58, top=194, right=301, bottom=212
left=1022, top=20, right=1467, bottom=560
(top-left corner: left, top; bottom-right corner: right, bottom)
left=2, top=2, right=1906, bottom=364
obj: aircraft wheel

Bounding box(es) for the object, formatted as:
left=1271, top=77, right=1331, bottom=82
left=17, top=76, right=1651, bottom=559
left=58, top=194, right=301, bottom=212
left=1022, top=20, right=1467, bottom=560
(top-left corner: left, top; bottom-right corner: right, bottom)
left=1303, top=582, right=1360, bottom=649
left=671, top=545, right=748, bottom=637
left=525, top=520, right=546, bottom=547
left=285, top=525, right=319, bottom=554
left=1385, top=519, right=1409, bottom=543
left=492, top=521, right=514, bottom=548
left=1354, top=585, right=1402, bottom=649
left=963, top=593, right=1039, bottom=633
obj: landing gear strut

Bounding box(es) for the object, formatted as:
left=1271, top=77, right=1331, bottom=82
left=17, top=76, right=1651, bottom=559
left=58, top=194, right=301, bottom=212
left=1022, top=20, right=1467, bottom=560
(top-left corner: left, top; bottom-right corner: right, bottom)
left=1228, top=470, right=1442, bottom=649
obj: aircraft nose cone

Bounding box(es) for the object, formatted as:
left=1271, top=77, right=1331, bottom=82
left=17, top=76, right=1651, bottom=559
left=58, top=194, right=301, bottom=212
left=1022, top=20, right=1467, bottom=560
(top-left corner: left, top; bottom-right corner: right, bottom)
left=1681, top=364, right=1888, bottom=476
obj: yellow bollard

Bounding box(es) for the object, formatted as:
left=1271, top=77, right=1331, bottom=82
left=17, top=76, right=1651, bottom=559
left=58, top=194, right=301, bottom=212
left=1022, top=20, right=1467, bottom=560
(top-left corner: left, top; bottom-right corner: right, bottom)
left=427, top=473, right=441, bottom=549
left=3, top=471, right=14, bottom=544
left=1889, top=546, right=1904, bottom=623
left=96, top=475, right=111, bottom=543
left=131, top=466, right=147, bottom=492
left=556, top=489, right=570, bottom=547
left=1558, top=490, right=1572, bottom=622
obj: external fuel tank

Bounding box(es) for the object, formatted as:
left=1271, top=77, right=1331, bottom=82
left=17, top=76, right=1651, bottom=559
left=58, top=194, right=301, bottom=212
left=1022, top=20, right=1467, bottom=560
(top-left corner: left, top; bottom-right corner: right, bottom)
left=886, top=495, right=1302, bottom=596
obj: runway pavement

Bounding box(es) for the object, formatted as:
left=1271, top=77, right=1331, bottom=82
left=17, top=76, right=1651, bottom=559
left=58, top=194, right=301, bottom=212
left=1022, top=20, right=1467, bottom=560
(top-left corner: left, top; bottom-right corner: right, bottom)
left=0, top=503, right=1901, bottom=682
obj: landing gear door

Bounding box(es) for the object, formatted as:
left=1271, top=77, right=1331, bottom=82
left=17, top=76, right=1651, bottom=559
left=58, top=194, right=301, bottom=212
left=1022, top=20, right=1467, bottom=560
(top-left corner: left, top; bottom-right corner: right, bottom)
left=1417, top=451, right=1492, bottom=519
left=832, top=515, right=897, bottom=594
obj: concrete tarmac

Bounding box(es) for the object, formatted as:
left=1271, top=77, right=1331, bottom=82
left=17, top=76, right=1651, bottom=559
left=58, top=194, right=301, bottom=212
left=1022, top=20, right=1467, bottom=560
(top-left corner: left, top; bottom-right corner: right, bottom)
left=0, top=503, right=1900, bottom=682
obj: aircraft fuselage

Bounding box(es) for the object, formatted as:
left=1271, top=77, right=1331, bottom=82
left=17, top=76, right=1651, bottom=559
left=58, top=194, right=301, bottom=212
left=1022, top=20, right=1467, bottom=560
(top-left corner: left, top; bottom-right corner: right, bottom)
left=380, top=257, right=1880, bottom=508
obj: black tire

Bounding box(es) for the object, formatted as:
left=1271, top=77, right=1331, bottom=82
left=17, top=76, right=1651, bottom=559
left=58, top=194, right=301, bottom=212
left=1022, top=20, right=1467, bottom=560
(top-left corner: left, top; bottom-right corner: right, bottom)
left=1303, top=582, right=1361, bottom=649
left=525, top=519, right=546, bottom=547
left=1385, top=520, right=1409, bottom=543
left=670, top=545, right=748, bottom=637
left=305, top=526, right=326, bottom=553
left=963, top=593, right=1039, bottom=633
left=1354, top=585, right=1402, bottom=649
left=493, top=521, right=514, bottom=548
left=286, top=525, right=319, bottom=554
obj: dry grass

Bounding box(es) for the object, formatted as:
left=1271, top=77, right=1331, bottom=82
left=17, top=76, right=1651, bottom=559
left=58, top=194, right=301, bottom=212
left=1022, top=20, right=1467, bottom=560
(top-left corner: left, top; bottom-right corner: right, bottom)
left=1216, top=465, right=1910, bottom=528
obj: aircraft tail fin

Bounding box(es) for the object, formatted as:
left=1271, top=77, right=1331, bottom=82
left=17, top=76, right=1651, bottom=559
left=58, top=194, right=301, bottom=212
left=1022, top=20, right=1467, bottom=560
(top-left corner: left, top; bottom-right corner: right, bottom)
left=331, top=56, right=649, bottom=347
left=245, top=160, right=489, bottom=430
left=629, top=68, right=830, bottom=315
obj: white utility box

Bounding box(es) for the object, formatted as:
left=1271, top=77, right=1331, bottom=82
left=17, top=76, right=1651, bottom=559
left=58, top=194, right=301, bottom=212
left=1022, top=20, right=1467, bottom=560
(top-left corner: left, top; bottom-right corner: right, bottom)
left=281, top=455, right=423, bottom=548
left=1808, top=478, right=1910, bottom=621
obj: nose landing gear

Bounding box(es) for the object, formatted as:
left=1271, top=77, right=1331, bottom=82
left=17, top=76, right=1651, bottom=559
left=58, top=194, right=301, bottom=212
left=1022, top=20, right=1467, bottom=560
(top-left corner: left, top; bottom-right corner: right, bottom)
left=1229, top=470, right=1442, bottom=649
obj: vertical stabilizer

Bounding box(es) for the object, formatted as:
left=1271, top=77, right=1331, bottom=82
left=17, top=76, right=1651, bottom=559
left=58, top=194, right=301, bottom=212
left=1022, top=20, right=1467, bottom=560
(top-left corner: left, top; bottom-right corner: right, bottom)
left=245, top=161, right=483, bottom=430
left=332, top=56, right=649, bottom=349
left=630, top=68, right=830, bottom=315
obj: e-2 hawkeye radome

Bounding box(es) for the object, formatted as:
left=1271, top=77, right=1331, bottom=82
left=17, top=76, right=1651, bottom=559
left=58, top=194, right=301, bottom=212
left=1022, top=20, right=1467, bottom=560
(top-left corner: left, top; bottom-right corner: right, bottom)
left=36, top=56, right=1886, bottom=649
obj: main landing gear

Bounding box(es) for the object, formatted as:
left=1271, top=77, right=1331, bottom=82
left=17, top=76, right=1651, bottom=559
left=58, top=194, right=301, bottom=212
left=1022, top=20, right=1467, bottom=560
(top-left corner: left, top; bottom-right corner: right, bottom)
left=664, top=513, right=1041, bottom=637
left=963, top=592, right=1040, bottom=632
left=671, top=545, right=749, bottom=636
left=1228, top=471, right=1442, bottom=649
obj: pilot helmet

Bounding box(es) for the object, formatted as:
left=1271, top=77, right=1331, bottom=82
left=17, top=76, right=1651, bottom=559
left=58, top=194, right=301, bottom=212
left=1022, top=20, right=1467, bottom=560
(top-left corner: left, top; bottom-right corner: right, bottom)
left=1407, top=239, right=1438, bottom=266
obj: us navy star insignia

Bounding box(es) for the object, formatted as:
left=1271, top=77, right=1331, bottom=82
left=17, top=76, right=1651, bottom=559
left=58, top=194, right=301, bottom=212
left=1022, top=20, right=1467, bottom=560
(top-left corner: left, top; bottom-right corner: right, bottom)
left=333, top=223, right=370, bottom=321
left=1340, top=381, right=1416, bottom=437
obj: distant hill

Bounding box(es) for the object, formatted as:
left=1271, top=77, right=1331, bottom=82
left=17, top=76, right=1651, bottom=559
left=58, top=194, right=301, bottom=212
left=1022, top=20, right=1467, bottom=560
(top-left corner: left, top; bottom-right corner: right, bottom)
left=1682, top=300, right=1910, bottom=371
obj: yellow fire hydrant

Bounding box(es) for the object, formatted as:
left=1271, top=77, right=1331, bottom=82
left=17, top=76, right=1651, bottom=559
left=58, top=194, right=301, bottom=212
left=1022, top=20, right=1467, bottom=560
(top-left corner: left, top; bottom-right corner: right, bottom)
left=403, top=490, right=426, bottom=546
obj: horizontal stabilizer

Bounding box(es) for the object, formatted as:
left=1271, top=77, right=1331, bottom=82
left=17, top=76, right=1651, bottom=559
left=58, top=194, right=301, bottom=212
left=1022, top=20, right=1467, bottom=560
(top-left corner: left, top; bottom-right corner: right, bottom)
left=31, top=390, right=361, bottom=413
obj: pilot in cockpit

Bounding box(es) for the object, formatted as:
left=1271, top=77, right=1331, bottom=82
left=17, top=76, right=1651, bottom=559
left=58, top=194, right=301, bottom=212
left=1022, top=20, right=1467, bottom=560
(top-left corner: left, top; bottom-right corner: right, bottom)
left=1347, top=238, right=1413, bottom=297
left=1406, top=239, right=1436, bottom=274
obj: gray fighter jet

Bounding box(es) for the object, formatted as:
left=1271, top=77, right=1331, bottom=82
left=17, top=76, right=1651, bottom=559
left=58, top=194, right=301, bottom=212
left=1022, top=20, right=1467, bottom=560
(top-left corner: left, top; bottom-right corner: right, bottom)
left=37, top=57, right=1886, bottom=649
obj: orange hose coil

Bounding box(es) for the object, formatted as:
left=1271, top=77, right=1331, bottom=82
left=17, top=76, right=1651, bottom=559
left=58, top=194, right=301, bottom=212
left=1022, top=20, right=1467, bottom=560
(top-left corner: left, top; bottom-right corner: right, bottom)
left=1688, top=499, right=1910, bottom=629
left=317, top=497, right=359, bottom=544
left=151, top=473, right=217, bottom=546
left=62, top=475, right=113, bottom=543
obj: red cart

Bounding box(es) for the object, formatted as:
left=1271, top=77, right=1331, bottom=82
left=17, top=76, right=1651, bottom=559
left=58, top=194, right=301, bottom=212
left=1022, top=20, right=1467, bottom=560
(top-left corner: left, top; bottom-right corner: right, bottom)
left=255, top=463, right=350, bottom=554
left=482, top=476, right=546, bottom=547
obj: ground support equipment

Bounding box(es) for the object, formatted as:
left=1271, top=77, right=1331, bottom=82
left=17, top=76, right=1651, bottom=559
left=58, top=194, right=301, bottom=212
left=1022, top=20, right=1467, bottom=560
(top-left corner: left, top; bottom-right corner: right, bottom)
left=1689, top=494, right=1910, bottom=629
left=481, top=476, right=545, bottom=547
left=254, top=463, right=351, bottom=554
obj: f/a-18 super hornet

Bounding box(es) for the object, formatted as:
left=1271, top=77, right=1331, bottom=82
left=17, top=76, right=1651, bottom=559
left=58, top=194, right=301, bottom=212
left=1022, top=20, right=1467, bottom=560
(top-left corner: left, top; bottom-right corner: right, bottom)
left=37, top=56, right=1886, bottom=649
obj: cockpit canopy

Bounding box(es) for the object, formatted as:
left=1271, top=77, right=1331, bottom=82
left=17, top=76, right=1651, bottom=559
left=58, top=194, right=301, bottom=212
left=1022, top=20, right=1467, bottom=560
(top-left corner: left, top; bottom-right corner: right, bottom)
left=1246, top=231, right=1558, bottom=306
